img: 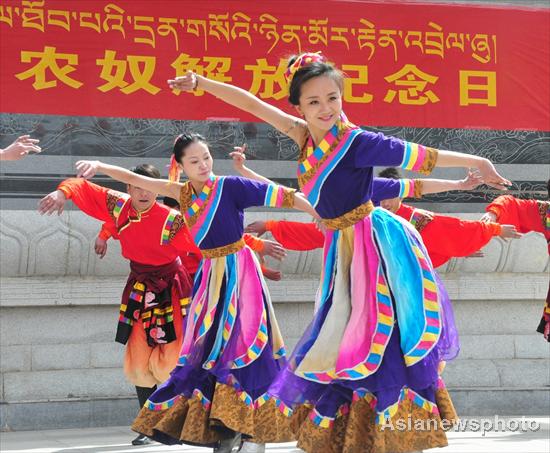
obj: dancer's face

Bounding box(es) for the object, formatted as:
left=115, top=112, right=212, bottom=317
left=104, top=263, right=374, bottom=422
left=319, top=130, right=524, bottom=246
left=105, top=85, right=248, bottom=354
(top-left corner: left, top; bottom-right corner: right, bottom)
left=179, top=141, right=213, bottom=183
left=379, top=196, right=402, bottom=214
left=295, top=75, right=342, bottom=134
left=127, top=184, right=158, bottom=212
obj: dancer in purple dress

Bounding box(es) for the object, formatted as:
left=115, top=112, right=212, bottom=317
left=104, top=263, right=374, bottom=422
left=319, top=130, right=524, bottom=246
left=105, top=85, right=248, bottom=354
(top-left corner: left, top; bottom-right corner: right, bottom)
left=74, top=133, right=317, bottom=453
left=167, top=52, right=511, bottom=453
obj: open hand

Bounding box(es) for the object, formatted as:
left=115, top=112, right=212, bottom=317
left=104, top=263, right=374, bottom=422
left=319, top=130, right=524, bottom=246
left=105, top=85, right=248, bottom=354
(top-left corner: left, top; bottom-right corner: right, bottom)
left=245, top=220, right=267, bottom=236
left=460, top=170, right=483, bottom=190
left=261, top=264, right=282, bottom=281
left=477, top=159, right=512, bottom=190
left=75, top=160, right=100, bottom=179
left=38, top=189, right=66, bottom=215
left=260, top=239, right=287, bottom=261
left=499, top=224, right=522, bottom=240
left=1, top=135, right=41, bottom=161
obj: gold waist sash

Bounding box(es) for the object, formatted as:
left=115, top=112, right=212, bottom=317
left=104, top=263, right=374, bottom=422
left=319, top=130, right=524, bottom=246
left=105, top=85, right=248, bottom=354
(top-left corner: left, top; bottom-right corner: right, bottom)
left=200, top=238, right=246, bottom=259
left=321, top=201, right=375, bottom=230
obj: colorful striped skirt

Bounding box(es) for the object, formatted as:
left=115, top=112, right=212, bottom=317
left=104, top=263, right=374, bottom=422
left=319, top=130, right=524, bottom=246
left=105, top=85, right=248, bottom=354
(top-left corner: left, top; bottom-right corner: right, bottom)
left=132, top=245, right=294, bottom=447
left=269, top=207, right=459, bottom=453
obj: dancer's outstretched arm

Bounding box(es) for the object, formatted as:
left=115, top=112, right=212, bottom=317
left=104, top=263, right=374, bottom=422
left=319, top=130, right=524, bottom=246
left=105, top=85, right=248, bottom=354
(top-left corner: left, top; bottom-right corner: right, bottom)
left=168, top=72, right=305, bottom=144
left=417, top=170, right=483, bottom=195
left=75, top=160, right=181, bottom=200
left=229, top=145, right=272, bottom=184
left=433, top=151, right=511, bottom=190
left=172, top=73, right=511, bottom=190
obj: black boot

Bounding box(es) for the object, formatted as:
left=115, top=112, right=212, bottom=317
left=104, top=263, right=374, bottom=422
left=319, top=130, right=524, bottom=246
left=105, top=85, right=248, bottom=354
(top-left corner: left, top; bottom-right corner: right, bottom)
left=132, top=385, right=157, bottom=445
left=135, top=385, right=157, bottom=408
left=132, top=433, right=152, bottom=445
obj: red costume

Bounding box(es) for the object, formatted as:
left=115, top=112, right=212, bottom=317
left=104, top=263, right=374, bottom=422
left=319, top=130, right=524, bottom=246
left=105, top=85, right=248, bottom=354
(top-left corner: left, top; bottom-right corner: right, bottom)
left=58, top=178, right=195, bottom=387
left=486, top=195, right=550, bottom=341
left=98, top=221, right=267, bottom=277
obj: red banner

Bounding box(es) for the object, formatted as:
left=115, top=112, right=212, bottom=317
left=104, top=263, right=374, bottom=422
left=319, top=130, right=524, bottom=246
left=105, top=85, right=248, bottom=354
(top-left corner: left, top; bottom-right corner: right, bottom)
left=1, top=0, right=549, bottom=130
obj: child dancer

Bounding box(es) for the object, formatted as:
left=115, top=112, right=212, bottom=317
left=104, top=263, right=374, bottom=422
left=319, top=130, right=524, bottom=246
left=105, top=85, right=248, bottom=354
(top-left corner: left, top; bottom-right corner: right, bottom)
left=38, top=164, right=194, bottom=446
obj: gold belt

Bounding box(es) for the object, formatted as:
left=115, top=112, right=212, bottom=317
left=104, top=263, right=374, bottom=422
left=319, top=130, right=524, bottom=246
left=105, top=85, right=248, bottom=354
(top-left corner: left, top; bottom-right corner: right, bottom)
left=201, top=238, right=246, bottom=259
left=321, top=201, right=374, bottom=230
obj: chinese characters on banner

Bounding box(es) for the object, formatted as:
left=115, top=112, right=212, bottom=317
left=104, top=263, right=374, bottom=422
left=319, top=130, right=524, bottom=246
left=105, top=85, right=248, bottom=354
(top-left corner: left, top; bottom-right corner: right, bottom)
left=0, top=0, right=548, bottom=130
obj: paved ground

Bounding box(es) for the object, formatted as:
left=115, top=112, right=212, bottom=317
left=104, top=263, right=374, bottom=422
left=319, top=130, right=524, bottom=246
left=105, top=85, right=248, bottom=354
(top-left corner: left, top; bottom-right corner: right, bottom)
left=1, top=417, right=549, bottom=453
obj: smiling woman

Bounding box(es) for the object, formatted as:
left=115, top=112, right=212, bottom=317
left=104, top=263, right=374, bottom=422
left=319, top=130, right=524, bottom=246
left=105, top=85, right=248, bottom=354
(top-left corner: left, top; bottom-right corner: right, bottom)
left=74, top=131, right=318, bottom=452
left=161, top=52, right=516, bottom=453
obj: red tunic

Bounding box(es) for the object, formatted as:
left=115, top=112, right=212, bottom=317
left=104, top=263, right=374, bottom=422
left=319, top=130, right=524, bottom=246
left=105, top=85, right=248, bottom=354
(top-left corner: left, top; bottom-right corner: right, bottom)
left=486, top=195, right=550, bottom=253
left=91, top=192, right=266, bottom=276
left=265, top=220, right=325, bottom=250
left=396, top=203, right=502, bottom=268
left=264, top=205, right=502, bottom=269
left=486, top=195, right=550, bottom=341
left=58, top=178, right=198, bottom=386
left=59, top=178, right=199, bottom=265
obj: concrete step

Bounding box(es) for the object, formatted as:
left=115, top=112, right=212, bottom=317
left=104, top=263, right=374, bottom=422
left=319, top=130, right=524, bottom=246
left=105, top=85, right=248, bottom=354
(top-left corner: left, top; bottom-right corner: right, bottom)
left=444, top=359, right=550, bottom=388
left=1, top=388, right=548, bottom=431
left=2, top=368, right=134, bottom=402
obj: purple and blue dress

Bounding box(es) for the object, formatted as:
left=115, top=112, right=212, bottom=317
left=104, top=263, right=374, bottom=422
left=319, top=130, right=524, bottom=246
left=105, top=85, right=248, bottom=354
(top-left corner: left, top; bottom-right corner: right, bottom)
left=267, top=114, right=458, bottom=453
left=132, top=175, right=297, bottom=446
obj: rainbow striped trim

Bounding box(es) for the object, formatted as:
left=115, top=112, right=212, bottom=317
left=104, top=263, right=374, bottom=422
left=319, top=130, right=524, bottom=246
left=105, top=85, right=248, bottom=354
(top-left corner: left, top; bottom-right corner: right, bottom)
left=301, top=266, right=394, bottom=383
left=222, top=377, right=294, bottom=414
left=186, top=175, right=215, bottom=218
left=398, top=179, right=415, bottom=198
left=400, top=142, right=427, bottom=172
left=203, top=255, right=238, bottom=370
left=273, top=346, right=286, bottom=359
left=403, top=245, right=441, bottom=366
left=299, top=128, right=339, bottom=175
left=160, top=209, right=178, bottom=245
left=192, top=388, right=212, bottom=410
left=112, top=195, right=129, bottom=220
left=352, top=388, right=378, bottom=409
left=299, top=127, right=363, bottom=208
left=437, top=376, right=446, bottom=390
left=376, top=387, right=440, bottom=424
left=232, top=308, right=268, bottom=368
left=190, top=177, right=224, bottom=247
left=329, top=268, right=394, bottom=381
left=275, top=398, right=293, bottom=417
left=546, top=205, right=550, bottom=230
left=264, top=184, right=285, bottom=208
left=360, top=269, right=394, bottom=373
left=309, top=408, right=335, bottom=428
left=145, top=394, right=182, bottom=411
left=309, top=405, right=350, bottom=429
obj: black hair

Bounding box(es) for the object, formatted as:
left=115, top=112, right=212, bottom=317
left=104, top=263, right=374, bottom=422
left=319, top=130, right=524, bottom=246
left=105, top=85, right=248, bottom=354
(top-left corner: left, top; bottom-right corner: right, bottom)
left=287, top=56, right=344, bottom=106
left=173, top=133, right=208, bottom=164
left=378, top=167, right=402, bottom=180
left=162, top=196, right=180, bottom=209
left=130, top=163, right=160, bottom=179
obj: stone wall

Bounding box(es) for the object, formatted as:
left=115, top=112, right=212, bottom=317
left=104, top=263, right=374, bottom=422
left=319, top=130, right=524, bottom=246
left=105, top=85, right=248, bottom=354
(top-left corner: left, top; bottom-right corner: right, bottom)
left=1, top=209, right=548, bottom=430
